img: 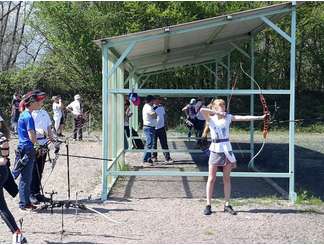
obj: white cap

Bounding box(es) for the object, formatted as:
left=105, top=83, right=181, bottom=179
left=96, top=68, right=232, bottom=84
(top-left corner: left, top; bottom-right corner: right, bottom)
left=190, top=98, right=196, bottom=105
left=74, top=94, right=81, bottom=100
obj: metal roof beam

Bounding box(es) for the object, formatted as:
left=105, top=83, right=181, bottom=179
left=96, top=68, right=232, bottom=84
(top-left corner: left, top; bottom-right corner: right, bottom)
left=230, top=42, right=251, bottom=59
left=109, top=88, right=291, bottom=96
left=136, top=50, right=231, bottom=73
left=106, top=41, right=136, bottom=82
left=194, top=25, right=226, bottom=59
left=103, top=7, right=291, bottom=48
left=260, top=16, right=292, bottom=43
left=130, top=34, right=249, bottom=65
left=140, top=59, right=219, bottom=76
left=202, top=64, right=224, bottom=83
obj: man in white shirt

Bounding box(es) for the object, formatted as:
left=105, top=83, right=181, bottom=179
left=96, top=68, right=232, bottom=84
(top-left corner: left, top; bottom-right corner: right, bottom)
left=30, top=94, right=53, bottom=204
left=66, top=94, right=84, bottom=141
left=52, top=95, right=65, bottom=137
left=142, top=95, right=157, bottom=165
left=152, top=97, right=173, bottom=164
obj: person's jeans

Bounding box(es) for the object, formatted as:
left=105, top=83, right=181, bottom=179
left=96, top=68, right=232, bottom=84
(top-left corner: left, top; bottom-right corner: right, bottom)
left=16, top=146, right=35, bottom=208
left=153, top=127, right=171, bottom=160
left=143, top=126, right=155, bottom=162
left=0, top=166, right=19, bottom=233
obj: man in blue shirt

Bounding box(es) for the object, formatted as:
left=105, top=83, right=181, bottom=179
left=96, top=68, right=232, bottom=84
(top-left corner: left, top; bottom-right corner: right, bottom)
left=13, top=90, right=45, bottom=210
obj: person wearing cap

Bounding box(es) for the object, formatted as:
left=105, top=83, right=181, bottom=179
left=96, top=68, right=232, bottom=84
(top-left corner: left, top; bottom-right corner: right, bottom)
left=195, top=98, right=207, bottom=145
left=11, top=92, right=21, bottom=134
left=52, top=95, right=65, bottom=137
left=30, top=93, right=53, bottom=204
left=124, top=100, right=133, bottom=139
left=142, top=95, right=157, bottom=165
left=0, top=115, right=28, bottom=243
left=152, top=96, right=173, bottom=164
left=14, top=90, right=45, bottom=210
left=66, top=94, right=84, bottom=141
left=182, top=98, right=197, bottom=138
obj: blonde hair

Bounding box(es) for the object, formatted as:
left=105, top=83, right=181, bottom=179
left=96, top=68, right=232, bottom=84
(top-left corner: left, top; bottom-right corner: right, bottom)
left=212, top=99, right=225, bottom=110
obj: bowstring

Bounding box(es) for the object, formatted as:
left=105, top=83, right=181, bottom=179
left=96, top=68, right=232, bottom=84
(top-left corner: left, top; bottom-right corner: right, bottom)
left=240, top=62, right=268, bottom=169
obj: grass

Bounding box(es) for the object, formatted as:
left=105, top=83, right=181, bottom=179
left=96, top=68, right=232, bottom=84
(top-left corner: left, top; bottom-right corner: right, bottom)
left=295, top=190, right=323, bottom=205
left=118, top=161, right=130, bottom=171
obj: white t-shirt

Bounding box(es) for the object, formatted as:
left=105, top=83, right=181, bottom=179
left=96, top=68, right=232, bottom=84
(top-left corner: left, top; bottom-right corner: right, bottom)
left=195, top=101, right=206, bottom=121
left=52, top=102, right=62, bottom=119
left=154, top=104, right=165, bottom=130
left=208, top=114, right=233, bottom=153
left=32, top=109, right=52, bottom=145
left=142, top=103, right=157, bottom=127
left=67, top=100, right=82, bottom=116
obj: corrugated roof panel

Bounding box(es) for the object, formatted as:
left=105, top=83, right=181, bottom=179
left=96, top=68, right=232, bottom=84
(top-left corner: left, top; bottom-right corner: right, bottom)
left=94, top=2, right=296, bottom=73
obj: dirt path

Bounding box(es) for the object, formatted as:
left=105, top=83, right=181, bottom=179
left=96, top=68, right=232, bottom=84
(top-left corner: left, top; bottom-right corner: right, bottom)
left=1, top=133, right=324, bottom=243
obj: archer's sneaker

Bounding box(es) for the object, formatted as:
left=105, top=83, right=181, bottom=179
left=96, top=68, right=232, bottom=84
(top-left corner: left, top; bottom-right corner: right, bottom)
left=203, top=205, right=212, bottom=215
left=19, top=204, right=37, bottom=212
left=151, top=157, right=158, bottom=163
left=143, top=159, right=154, bottom=166
left=12, top=232, right=27, bottom=244
left=224, top=205, right=237, bottom=215
left=164, top=158, right=174, bottom=164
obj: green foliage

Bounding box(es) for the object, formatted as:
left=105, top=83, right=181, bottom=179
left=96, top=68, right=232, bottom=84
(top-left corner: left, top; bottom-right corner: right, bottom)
left=296, top=190, right=323, bottom=205
left=118, top=161, right=129, bottom=171
left=0, top=2, right=324, bottom=132
left=174, top=122, right=188, bottom=135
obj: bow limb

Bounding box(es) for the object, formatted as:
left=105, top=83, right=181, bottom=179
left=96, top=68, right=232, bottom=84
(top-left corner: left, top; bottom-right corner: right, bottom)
left=240, top=63, right=270, bottom=168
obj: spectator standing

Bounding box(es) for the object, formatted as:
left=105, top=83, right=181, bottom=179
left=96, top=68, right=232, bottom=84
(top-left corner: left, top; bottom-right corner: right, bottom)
left=152, top=97, right=173, bottom=164
left=142, top=95, right=157, bottom=165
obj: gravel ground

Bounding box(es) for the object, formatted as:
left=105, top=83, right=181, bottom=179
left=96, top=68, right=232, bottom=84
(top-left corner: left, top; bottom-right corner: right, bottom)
left=1, top=132, right=324, bottom=243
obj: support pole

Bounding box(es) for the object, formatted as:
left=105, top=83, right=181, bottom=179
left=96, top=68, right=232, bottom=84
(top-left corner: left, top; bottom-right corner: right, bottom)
left=227, top=54, right=231, bottom=105
left=101, top=45, right=109, bottom=201
left=250, top=36, right=255, bottom=165
left=289, top=2, right=297, bottom=202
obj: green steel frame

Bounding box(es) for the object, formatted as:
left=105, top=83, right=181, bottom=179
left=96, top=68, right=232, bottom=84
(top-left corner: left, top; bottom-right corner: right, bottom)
left=100, top=3, right=297, bottom=202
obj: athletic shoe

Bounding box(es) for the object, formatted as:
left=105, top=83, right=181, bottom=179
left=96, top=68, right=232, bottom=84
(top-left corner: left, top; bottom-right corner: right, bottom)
left=143, top=159, right=153, bottom=166
left=32, top=194, right=51, bottom=203
left=224, top=205, right=237, bottom=215
left=12, top=232, right=27, bottom=244
left=164, top=158, right=174, bottom=164
left=29, top=195, right=40, bottom=205
left=20, top=204, right=37, bottom=211
left=151, top=157, right=158, bottom=163
left=203, top=205, right=212, bottom=215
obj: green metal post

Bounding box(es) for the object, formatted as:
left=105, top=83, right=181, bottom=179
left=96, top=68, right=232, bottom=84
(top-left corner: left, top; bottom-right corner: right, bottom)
left=250, top=36, right=255, bottom=164
left=215, top=62, right=218, bottom=89
left=134, top=79, right=139, bottom=132
left=289, top=2, right=297, bottom=202
left=101, top=45, right=109, bottom=201
left=112, top=61, right=117, bottom=158
left=227, top=54, right=230, bottom=104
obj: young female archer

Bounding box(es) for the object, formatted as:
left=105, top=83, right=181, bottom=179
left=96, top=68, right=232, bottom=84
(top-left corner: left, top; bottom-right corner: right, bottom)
left=200, top=98, right=267, bottom=215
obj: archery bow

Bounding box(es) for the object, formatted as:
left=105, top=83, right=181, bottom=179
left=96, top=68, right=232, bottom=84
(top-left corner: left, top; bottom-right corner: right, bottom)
left=42, top=138, right=63, bottom=189
left=240, top=62, right=270, bottom=169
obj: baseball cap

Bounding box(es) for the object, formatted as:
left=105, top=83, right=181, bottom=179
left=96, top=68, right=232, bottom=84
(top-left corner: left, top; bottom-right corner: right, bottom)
left=128, top=92, right=141, bottom=106
left=190, top=98, right=196, bottom=104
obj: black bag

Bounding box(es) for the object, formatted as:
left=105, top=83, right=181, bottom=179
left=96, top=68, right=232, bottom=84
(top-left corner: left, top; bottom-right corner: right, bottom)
left=3, top=160, right=18, bottom=198
left=131, top=128, right=144, bottom=149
